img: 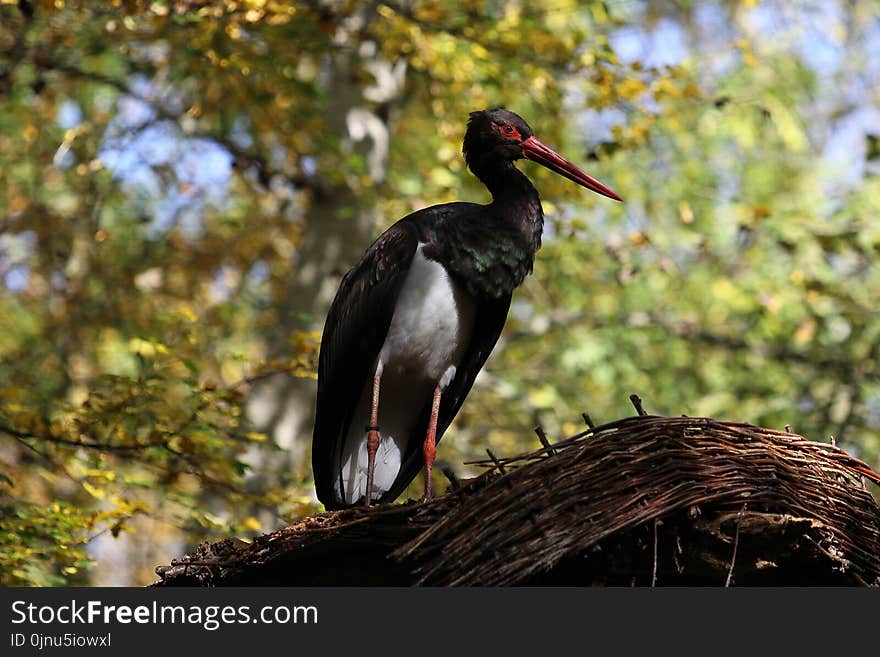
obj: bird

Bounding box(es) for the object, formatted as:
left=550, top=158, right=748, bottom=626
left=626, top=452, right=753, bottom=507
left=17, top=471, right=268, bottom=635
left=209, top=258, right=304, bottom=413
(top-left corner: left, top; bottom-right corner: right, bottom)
left=312, top=108, right=621, bottom=510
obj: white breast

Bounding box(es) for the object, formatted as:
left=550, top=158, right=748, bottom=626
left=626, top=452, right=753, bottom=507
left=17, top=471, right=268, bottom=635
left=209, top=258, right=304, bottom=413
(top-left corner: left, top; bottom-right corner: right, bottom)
left=335, top=244, right=476, bottom=505
left=379, top=244, right=476, bottom=385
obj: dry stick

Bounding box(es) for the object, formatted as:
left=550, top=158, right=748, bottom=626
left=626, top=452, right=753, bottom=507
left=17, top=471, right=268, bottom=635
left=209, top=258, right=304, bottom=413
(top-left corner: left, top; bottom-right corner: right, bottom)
left=630, top=394, right=647, bottom=416
left=486, top=448, right=506, bottom=475
left=652, top=518, right=660, bottom=587
left=534, top=426, right=556, bottom=456
left=441, top=465, right=460, bottom=490
left=582, top=412, right=596, bottom=429
left=785, top=425, right=793, bottom=434
left=726, top=504, right=747, bottom=587
left=801, top=534, right=870, bottom=586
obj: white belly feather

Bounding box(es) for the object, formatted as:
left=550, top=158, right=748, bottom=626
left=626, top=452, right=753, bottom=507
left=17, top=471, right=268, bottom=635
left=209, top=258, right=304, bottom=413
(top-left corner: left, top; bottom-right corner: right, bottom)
left=335, top=244, right=476, bottom=504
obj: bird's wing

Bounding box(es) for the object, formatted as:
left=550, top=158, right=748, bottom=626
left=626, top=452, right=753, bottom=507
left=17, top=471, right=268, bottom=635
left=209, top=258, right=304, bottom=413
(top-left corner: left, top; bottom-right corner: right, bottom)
left=377, top=292, right=512, bottom=504
left=312, top=220, right=420, bottom=508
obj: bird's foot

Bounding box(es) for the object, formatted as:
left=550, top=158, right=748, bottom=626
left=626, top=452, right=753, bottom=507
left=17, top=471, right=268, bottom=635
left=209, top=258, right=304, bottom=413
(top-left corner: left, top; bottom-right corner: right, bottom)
left=364, top=426, right=381, bottom=507
left=421, top=474, right=433, bottom=503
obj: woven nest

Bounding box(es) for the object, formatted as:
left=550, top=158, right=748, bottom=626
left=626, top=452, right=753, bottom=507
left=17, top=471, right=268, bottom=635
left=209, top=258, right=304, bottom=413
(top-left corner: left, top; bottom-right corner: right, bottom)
left=154, top=412, right=880, bottom=586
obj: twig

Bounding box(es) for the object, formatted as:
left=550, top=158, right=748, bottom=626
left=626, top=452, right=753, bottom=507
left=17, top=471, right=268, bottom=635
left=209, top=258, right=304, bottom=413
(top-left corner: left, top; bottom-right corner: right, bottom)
left=1, top=422, right=157, bottom=452
left=652, top=518, right=660, bottom=587
left=725, top=504, right=747, bottom=587
left=485, top=448, right=506, bottom=475
left=630, top=394, right=647, bottom=416
left=440, top=465, right=459, bottom=490
left=534, top=426, right=555, bottom=456
left=581, top=412, right=595, bottom=429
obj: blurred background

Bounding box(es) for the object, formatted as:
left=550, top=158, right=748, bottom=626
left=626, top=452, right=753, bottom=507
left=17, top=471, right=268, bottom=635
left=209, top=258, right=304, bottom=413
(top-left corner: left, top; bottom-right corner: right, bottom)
left=1, top=0, right=878, bottom=586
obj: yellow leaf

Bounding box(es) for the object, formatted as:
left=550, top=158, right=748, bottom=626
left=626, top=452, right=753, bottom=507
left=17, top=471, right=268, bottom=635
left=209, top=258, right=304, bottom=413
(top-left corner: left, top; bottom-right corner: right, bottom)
left=242, top=517, right=262, bottom=532
left=794, top=318, right=816, bottom=344
left=82, top=481, right=105, bottom=500
left=203, top=512, right=226, bottom=528
left=527, top=385, right=558, bottom=408
left=617, top=77, right=648, bottom=101
left=679, top=202, right=694, bottom=224
left=128, top=337, right=156, bottom=357
left=0, top=387, right=23, bottom=400
left=470, top=43, right=489, bottom=59
left=652, top=77, right=681, bottom=101
left=178, top=305, right=198, bottom=322
left=764, top=97, right=808, bottom=152
left=628, top=231, right=651, bottom=248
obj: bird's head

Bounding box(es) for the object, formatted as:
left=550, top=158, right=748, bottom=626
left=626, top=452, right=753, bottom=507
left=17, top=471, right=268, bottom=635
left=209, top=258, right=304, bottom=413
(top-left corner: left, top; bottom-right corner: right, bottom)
left=463, top=108, right=622, bottom=202
left=464, top=108, right=534, bottom=163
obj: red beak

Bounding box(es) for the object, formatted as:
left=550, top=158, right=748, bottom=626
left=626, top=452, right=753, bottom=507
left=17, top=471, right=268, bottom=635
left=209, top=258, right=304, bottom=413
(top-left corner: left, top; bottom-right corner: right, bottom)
left=520, top=136, right=622, bottom=202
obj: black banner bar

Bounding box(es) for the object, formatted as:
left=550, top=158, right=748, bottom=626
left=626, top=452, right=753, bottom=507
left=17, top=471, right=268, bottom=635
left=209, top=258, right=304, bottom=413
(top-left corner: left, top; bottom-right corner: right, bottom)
left=0, top=587, right=874, bottom=654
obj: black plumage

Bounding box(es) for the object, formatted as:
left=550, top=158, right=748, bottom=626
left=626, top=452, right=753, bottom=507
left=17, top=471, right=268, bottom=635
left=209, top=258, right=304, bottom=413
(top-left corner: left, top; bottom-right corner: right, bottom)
left=312, top=108, right=621, bottom=510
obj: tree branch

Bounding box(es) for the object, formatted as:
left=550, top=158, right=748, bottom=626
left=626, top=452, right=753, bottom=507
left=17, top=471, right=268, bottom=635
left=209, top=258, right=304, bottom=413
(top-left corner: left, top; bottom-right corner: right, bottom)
left=1, top=422, right=155, bottom=452
left=38, top=60, right=324, bottom=195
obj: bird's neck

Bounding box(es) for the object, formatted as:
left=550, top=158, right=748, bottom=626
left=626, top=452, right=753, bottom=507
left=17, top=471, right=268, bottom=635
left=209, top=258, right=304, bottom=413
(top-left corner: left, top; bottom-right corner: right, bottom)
left=474, top=159, right=543, bottom=235
left=428, top=158, right=544, bottom=299
left=474, top=158, right=537, bottom=201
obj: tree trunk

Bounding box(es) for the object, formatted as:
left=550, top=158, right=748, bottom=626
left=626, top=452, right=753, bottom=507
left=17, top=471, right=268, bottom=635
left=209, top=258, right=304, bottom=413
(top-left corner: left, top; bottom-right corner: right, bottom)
left=246, top=3, right=405, bottom=490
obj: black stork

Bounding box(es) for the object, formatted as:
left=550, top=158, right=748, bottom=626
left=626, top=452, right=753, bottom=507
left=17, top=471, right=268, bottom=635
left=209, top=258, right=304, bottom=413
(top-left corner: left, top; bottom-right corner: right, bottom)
left=312, top=108, right=621, bottom=510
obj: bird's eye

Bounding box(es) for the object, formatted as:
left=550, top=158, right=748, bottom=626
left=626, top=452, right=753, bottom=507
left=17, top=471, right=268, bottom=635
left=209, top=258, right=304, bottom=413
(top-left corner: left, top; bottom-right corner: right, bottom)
left=498, top=122, right=521, bottom=141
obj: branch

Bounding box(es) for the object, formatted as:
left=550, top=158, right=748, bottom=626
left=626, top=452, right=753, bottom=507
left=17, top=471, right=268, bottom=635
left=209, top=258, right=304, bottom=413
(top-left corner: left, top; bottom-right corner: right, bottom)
left=0, top=422, right=155, bottom=452
left=38, top=60, right=324, bottom=195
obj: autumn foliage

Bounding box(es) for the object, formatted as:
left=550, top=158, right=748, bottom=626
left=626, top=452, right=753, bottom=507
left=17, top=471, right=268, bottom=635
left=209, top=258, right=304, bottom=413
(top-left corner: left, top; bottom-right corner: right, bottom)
left=1, top=1, right=879, bottom=585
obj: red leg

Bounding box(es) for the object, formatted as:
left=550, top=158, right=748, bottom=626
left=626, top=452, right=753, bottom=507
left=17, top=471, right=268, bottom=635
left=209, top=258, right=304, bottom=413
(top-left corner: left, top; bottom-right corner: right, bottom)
left=422, top=384, right=442, bottom=502
left=364, top=370, right=381, bottom=507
